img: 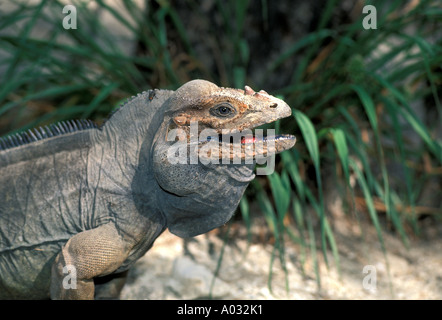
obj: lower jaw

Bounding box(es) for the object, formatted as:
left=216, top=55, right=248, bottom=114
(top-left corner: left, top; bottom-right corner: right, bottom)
left=207, top=133, right=295, bottom=144
left=198, top=134, right=296, bottom=163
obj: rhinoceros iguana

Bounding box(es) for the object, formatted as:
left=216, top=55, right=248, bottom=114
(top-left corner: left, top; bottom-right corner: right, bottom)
left=0, top=79, right=296, bottom=299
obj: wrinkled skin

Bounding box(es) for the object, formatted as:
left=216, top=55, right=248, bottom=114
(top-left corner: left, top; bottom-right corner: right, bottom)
left=0, top=80, right=295, bottom=299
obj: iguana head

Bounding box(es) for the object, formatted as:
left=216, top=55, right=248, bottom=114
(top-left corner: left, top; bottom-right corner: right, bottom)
left=160, top=79, right=295, bottom=162
left=152, top=79, right=295, bottom=237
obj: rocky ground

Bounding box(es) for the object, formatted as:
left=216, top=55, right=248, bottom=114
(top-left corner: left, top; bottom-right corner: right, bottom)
left=121, top=164, right=441, bottom=301
left=121, top=214, right=442, bottom=300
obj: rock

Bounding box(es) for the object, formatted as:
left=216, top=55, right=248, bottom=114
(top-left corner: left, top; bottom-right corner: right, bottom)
left=120, top=224, right=442, bottom=300
left=167, top=256, right=231, bottom=299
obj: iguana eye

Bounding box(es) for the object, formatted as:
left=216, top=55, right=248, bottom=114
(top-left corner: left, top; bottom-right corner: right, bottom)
left=210, top=103, right=235, bottom=117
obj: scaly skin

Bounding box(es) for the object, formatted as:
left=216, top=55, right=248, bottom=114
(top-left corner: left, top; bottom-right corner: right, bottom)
left=0, top=80, right=295, bottom=299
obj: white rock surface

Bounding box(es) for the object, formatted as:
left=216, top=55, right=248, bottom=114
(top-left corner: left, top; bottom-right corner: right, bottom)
left=121, top=219, right=442, bottom=300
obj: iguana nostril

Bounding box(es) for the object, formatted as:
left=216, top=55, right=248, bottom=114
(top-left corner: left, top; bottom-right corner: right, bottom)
left=269, top=103, right=278, bottom=108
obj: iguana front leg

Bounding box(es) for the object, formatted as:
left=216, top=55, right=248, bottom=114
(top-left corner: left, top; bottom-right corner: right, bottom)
left=50, top=223, right=130, bottom=300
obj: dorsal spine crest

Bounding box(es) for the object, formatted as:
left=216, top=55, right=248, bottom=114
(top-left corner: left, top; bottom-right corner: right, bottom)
left=0, top=119, right=97, bottom=151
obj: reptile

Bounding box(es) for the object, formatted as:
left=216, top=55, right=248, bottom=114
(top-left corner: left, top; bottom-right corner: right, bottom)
left=0, top=79, right=296, bottom=299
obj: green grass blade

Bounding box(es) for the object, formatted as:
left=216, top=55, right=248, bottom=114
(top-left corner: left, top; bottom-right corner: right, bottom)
left=292, top=109, right=320, bottom=168
left=349, top=84, right=378, bottom=131
left=292, top=109, right=328, bottom=265
left=330, top=128, right=350, bottom=185
left=268, top=171, right=290, bottom=221
left=269, top=29, right=334, bottom=71
left=350, top=158, right=385, bottom=252
left=255, top=189, right=277, bottom=294
left=291, top=196, right=307, bottom=274
left=209, top=223, right=230, bottom=299
left=370, top=73, right=442, bottom=161
left=350, top=84, right=398, bottom=233
left=239, top=197, right=252, bottom=245
left=82, top=83, right=119, bottom=118
left=306, top=213, right=320, bottom=289
left=281, top=150, right=305, bottom=200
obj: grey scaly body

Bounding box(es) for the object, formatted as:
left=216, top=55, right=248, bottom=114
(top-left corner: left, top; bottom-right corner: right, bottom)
left=0, top=80, right=295, bottom=299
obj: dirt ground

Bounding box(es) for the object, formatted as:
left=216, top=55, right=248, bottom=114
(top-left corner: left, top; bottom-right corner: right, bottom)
left=121, top=170, right=441, bottom=301
left=120, top=212, right=442, bottom=300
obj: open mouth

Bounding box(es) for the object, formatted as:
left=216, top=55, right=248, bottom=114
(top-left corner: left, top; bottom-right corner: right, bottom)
left=206, top=133, right=295, bottom=145
left=199, top=131, right=296, bottom=162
